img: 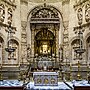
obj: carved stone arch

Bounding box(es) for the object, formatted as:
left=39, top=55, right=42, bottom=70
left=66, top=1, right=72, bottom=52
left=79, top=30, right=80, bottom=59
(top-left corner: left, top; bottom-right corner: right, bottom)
left=27, top=4, right=63, bottom=20
left=0, top=32, right=5, bottom=43
left=84, top=32, right=90, bottom=50
left=84, top=32, right=90, bottom=63
left=70, top=36, right=80, bottom=45
left=0, top=33, right=5, bottom=64
left=9, top=36, right=20, bottom=45
left=84, top=32, right=90, bottom=43
left=27, top=4, right=64, bottom=57
left=31, top=6, right=59, bottom=18
left=70, top=36, right=83, bottom=63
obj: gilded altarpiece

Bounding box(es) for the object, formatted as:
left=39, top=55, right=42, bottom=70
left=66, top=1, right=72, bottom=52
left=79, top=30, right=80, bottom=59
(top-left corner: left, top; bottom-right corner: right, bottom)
left=30, top=5, right=60, bottom=58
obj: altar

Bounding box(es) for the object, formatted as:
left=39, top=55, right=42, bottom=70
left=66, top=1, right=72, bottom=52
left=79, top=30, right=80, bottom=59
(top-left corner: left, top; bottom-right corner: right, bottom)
left=33, top=72, right=58, bottom=86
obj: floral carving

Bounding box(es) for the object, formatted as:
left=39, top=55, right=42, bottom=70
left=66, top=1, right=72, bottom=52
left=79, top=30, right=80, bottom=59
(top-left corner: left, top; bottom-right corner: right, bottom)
left=85, top=4, right=90, bottom=22
left=77, top=8, right=83, bottom=25
left=31, top=6, right=59, bottom=18
left=0, top=4, right=5, bottom=22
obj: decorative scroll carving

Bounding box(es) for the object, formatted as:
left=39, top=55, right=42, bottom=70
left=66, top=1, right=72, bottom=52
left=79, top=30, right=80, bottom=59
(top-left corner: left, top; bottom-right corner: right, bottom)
left=0, top=4, right=5, bottom=22
left=85, top=4, right=90, bottom=22
left=77, top=8, right=83, bottom=25
left=7, top=8, right=12, bottom=25
left=31, top=5, right=59, bottom=18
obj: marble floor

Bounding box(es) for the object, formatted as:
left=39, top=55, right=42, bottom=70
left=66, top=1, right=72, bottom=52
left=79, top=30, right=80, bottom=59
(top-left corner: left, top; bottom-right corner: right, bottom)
left=27, top=82, right=73, bottom=90
left=0, top=80, right=90, bottom=90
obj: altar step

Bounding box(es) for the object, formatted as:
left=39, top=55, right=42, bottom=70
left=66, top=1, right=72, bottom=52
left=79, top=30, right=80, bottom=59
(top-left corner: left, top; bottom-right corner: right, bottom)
left=26, top=82, right=73, bottom=90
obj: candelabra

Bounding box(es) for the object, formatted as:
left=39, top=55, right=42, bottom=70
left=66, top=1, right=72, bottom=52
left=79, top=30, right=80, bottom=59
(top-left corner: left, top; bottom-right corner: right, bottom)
left=87, top=64, right=90, bottom=81
left=69, top=63, right=72, bottom=81
left=74, top=26, right=85, bottom=80
left=77, top=61, right=81, bottom=80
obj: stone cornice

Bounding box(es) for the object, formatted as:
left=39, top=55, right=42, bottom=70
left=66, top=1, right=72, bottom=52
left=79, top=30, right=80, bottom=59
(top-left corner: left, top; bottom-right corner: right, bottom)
left=1, top=0, right=16, bottom=8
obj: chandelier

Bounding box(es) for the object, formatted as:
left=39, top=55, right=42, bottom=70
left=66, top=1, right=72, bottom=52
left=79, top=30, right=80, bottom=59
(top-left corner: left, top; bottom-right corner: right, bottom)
left=5, top=24, right=16, bottom=52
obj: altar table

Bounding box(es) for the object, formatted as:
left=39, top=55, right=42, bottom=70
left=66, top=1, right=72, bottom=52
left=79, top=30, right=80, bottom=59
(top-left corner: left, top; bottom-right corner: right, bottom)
left=33, top=72, right=58, bottom=86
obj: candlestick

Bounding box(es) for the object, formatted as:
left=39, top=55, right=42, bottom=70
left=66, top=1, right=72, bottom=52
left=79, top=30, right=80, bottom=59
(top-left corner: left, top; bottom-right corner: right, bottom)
left=77, top=61, right=81, bottom=80
left=70, top=63, right=72, bottom=81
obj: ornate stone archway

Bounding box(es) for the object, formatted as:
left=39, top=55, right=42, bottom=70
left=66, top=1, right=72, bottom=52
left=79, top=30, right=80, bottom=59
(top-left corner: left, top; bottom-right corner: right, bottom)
left=27, top=4, right=63, bottom=58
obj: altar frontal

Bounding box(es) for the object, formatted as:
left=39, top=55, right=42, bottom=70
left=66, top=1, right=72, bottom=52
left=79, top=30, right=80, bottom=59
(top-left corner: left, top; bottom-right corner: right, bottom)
left=33, top=72, right=58, bottom=86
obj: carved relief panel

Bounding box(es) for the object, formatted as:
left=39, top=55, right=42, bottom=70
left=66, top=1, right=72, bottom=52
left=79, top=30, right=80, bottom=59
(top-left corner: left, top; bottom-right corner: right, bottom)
left=21, top=21, right=27, bottom=63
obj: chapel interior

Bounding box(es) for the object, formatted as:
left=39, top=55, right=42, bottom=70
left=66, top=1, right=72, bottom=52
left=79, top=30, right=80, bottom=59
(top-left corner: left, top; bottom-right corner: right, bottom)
left=0, top=0, right=90, bottom=88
